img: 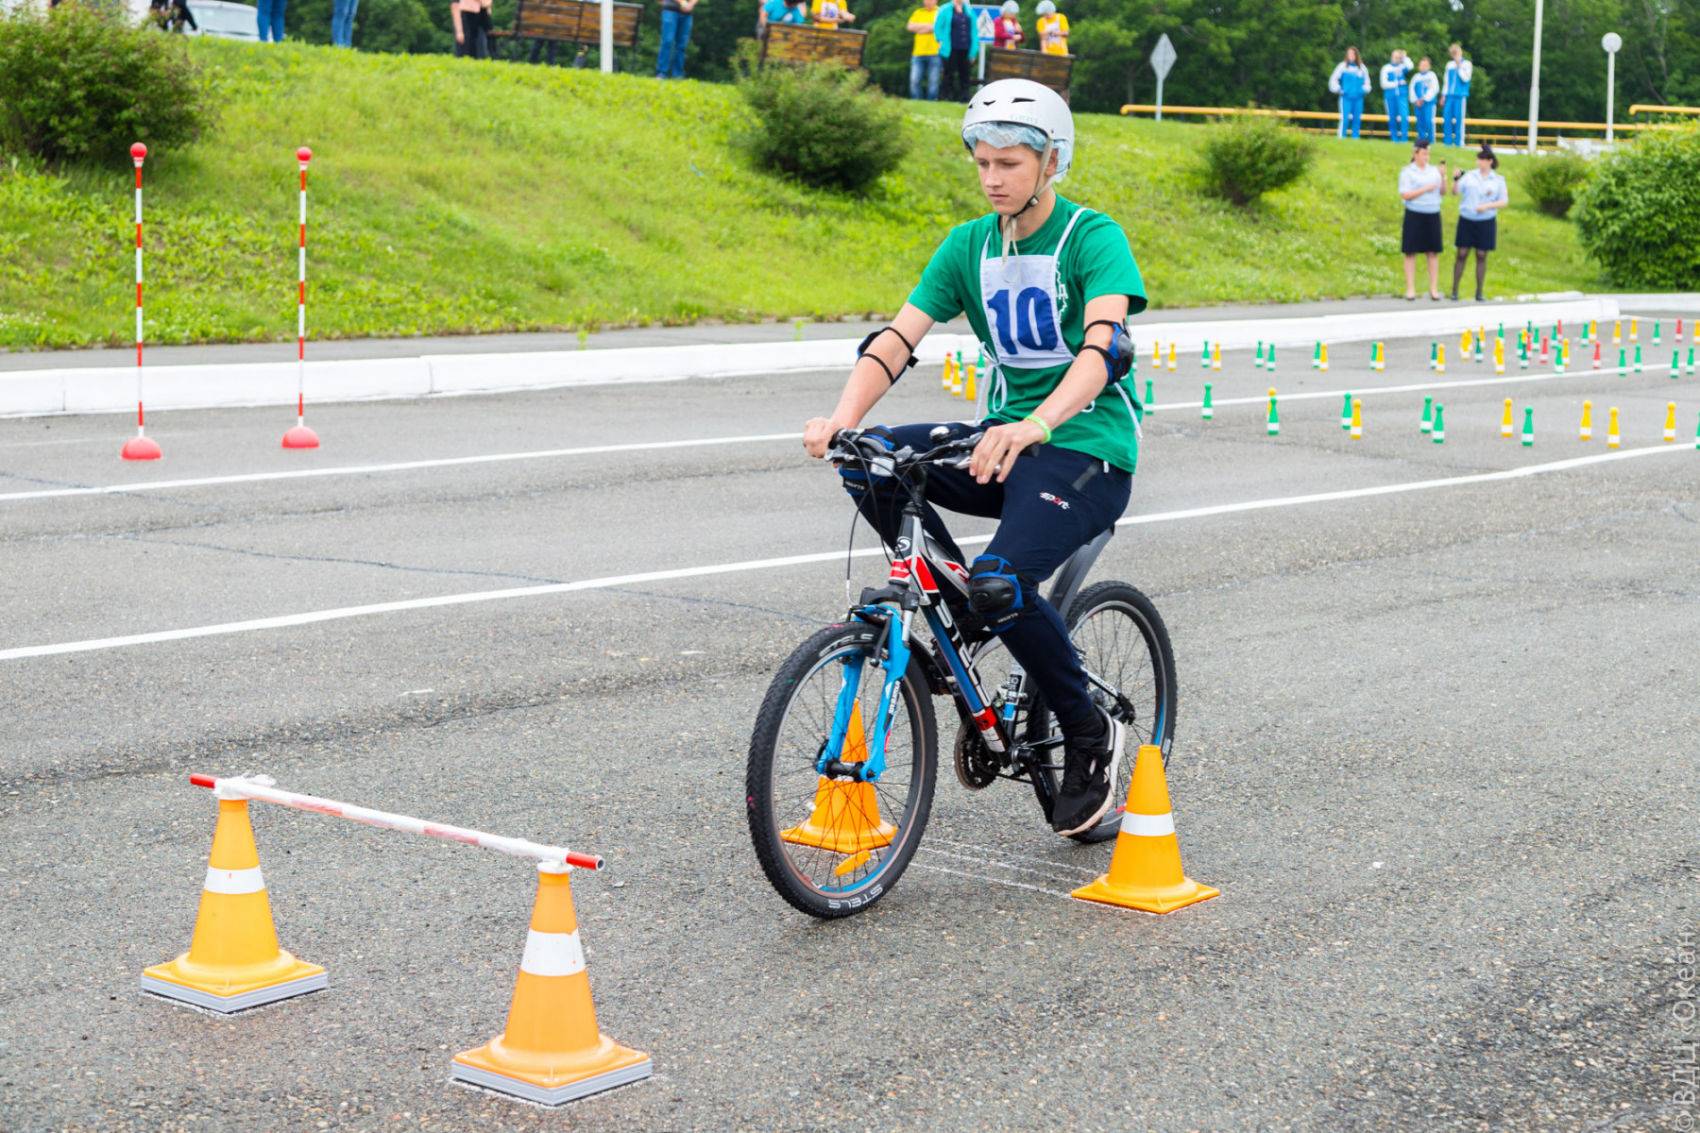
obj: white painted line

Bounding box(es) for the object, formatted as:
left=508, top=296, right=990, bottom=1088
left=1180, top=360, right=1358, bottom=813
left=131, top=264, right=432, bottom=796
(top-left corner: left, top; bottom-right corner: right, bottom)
left=0, top=432, right=798, bottom=504
left=911, top=858, right=1075, bottom=901
left=0, top=359, right=1674, bottom=506
left=919, top=843, right=1100, bottom=884
left=0, top=443, right=1686, bottom=663
left=1157, top=358, right=1673, bottom=411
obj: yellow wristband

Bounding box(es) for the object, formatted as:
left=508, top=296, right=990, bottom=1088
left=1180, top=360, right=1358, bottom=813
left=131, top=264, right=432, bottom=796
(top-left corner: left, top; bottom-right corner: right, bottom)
left=1022, top=413, right=1053, bottom=443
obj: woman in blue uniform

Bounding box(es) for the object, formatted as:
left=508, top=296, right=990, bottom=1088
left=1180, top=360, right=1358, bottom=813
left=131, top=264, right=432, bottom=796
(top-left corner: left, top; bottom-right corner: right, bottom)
left=1450, top=146, right=1509, bottom=301
left=1380, top=50, right=1411, bottom=142
left=1398, top=141, right=1447, bottom=301
left=1329, top=47, right=1371, bottom=139
left=1409, top=57, right=1440, bottom=146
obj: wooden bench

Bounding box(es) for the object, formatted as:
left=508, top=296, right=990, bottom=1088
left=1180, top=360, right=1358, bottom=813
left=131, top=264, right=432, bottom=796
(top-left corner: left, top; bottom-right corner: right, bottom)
left=492, top=0, right=642, bottom=55
left=760, top=22, right=867, bottom=69
left=983, top=46, right=1073, bottom=99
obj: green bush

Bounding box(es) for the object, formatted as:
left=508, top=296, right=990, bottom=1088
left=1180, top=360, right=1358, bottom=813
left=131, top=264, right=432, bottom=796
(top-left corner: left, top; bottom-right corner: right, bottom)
left=734, top=63, right=908, bottom=192
left=1574, top=126, right=1700, bottom=289
left=0, top=3, right=212, bottom=166
left=1522, top=154, right=1590, bottom=218
left=1199, top=116, right=1314, bottom=206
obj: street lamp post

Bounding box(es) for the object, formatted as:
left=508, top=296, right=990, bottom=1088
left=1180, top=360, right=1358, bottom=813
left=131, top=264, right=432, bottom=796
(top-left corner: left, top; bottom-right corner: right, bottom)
left=1528, top=0, right=1545, bottom=153
left=1602, top=32, right=1623, bottom=144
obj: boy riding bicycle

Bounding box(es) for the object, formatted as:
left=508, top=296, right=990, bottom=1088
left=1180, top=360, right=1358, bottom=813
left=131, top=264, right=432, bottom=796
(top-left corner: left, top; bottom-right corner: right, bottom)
left=802, top=79, right=1147, bottom=837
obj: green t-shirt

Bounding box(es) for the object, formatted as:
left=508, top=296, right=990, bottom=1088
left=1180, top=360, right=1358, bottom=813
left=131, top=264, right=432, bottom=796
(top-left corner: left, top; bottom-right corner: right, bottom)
left=907, top=195, right=1148, bottom=473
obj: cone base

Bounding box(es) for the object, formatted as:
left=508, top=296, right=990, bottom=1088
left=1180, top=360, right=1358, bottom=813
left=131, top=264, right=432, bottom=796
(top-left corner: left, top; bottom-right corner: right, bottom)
left=140, top=952, right=326, bottom=1014
left=120, top=436, right=163, bottom=461
left=452, top=1037, right=651, bottom=1106
left=1070, top=874, right=1219, bottom=915
left=779, top=779, right=895, bottom=854
left=281, top=425, right=321, bottom=450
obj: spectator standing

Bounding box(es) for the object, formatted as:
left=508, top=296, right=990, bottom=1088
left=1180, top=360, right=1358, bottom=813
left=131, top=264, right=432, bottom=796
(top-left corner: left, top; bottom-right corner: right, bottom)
left=992, top=1, right=1021, bottom=49
left=1398, top=141, right=1447, bottom=301
left=1450, top=145, right=1508, bottom=301
left=452, top=0, right=491, bottom=57
left=811, top=0, right=853, bottom=25
left=906, top=0, right=942, bottom=101
left=1408, top=57, right=1439, bottom=145
left=1328, top=46, right=1370, bottom=139
left=330, top=0, right=356, bottom=46
left=934, top=0, right=979, bottom=103
left=759, top=0, right=807, bottom=34
left=255, top=0, right=285, bottom=40
left=1442, top=43, right=1473, bottom=146
left=656, top=0, right=698, bottom=78
left=1380, top=49, right=1411, bottom=142
left=1034, top=0, right=1066, bottom=55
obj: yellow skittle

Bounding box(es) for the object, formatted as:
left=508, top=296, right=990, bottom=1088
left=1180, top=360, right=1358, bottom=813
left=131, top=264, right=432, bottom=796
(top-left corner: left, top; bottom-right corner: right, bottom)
left=1071, top=744, right=1219, bottom=914
left=1579, top=400, right=1593, bottom=441
left=1665, top=402, right=1678, bottom=443
left=1211, top=341, right=1221, bottom=371
left=780, top=705, right=895, bottom=854
left=1151, top=340, right=1162, bottom=369
left=1319, top=343, right=1330, bottom=372
left=1607, top=407, right=1621, bottom=449
left=1631, top=317, right=1639, bottom=341
left=452, top=863, right=652, bottom=1106
left=1167, top=342, right=1177, bottom=372
left=1494, top=338, right=1505, bottom=374
left=140, top=795, right=326, bottom=1013
left=1436, top=344, right=1446, bottom=374
left=1613, top=320, right=1622, bottom=345
left=1349, top=398, right=1362, bottom=439
left=1501, top=398, right=1514, bottom=438
left=963, top=360, right=977, bottom=402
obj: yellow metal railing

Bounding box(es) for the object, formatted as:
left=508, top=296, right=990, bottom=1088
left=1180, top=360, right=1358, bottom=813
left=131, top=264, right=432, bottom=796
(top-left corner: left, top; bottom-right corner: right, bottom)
left=1629, top=104, right=1700, bottom=117
left=1119, top=103, right=1659, bottom=147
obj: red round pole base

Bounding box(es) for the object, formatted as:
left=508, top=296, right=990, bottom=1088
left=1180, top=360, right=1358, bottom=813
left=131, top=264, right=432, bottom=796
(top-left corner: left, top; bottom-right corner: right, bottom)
left=281, top=424, right=321, bottom=450
left=120, top=435, right=163, bottom=461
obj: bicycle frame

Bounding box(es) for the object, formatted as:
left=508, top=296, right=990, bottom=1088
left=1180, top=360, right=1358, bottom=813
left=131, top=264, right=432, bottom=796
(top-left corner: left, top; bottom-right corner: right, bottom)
left=817, top=464, right=1112, bottom=785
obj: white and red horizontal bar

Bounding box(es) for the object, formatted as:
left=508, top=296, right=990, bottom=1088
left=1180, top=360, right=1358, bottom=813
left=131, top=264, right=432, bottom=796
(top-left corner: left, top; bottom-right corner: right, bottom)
left=189, top=773, right=602, bottom=870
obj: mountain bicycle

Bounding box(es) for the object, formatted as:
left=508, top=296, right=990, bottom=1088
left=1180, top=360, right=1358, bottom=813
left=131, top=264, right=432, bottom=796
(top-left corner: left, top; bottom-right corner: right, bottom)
left=746, top=427, right=1177, bottom=918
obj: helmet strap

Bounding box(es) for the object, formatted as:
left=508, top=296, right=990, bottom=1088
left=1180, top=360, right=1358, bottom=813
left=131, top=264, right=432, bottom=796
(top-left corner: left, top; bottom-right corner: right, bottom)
left=1000, top=137, right=1055, bottom=262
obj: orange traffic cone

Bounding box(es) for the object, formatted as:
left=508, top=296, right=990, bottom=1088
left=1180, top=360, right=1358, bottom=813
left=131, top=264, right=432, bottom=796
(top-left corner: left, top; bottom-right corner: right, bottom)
left=780, top=706, right=896, bottom=854
left=140, top=795, right=326, bottom=1012
left=453, top=863, right=651, bottom=1105
left=1071, top=744, right=1218, bottom=914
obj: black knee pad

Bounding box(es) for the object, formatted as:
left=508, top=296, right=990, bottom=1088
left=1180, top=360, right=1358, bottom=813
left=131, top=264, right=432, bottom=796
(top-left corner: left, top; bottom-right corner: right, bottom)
left=967, top=555, right=1028, bottom=633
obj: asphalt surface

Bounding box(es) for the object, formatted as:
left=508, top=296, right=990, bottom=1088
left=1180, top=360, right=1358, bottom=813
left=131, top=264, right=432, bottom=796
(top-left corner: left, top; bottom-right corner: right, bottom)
left=1, top=329, right=1696, bottom=1132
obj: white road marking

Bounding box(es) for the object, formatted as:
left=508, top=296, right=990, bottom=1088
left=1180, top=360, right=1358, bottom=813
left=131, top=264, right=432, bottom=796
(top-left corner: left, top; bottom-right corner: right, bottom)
left=0, top=358, right=1680, bottom=504
left=0, top=432, right=797, bottom=504
left=911, top=858, right=1076, bottom=901
left=0, top=443, right=1687, bottom=663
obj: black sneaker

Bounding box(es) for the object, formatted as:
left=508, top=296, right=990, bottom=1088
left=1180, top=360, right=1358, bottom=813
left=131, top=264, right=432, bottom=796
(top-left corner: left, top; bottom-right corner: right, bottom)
left=1051, top=707, right=1126, bottom=837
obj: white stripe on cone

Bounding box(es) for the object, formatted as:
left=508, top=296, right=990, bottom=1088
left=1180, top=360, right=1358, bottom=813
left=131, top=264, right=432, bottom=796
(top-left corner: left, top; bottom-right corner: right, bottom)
left=519, top=929, right=586, bottom=977
left=1119, top=811, right=1176, bottom=838
left=203, top=865, right=266, bottom=894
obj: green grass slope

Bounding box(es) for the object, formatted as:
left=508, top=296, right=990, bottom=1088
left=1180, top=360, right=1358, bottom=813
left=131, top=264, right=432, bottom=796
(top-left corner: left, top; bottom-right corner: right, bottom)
left=0, top=39, right=1597, bottom=350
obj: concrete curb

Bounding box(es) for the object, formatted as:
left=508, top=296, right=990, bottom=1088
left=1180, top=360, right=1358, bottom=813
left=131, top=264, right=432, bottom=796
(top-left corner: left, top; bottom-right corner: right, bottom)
left=0, top=297, right=1620, bottom=419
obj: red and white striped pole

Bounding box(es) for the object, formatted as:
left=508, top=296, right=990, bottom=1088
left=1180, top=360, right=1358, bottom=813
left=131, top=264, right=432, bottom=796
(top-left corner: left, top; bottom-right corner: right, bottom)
left=281, top=145, right=320, bottom=450
left=188, top=773, right=604, bottom=870
left=121, top=142, right=163, bottom=462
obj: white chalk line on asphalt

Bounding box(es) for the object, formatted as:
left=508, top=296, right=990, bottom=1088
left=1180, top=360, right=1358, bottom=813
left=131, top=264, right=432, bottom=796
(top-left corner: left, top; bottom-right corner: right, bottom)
left=0, top=432, right=798, bottom=503
left=910, top=859, right=1077, bottom=902
left=1, top=442, right=1687, bottom=663
left=1, top=359, right=1684, bottom=504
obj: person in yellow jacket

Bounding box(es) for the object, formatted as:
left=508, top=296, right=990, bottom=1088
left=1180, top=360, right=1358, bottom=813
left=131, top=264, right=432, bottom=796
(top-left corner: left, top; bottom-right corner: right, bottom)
left=811, top=0, right=854, bottom=26
left=1035, top=0, right=1068, bottom=55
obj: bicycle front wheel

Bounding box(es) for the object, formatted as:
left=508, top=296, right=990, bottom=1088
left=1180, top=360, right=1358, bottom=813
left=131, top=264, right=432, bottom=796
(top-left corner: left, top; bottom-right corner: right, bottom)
left=746, top=622, right=938, bottom=918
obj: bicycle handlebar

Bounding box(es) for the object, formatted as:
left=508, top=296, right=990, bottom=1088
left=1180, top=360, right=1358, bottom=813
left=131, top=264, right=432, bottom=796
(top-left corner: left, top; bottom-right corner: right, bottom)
left=829, top=427, right=986, bottom=472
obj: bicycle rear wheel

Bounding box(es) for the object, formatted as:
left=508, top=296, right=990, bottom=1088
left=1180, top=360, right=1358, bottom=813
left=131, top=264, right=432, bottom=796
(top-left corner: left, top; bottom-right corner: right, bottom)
left=747, top=622, right=938, bottom=918
left=1028, top=580, right=1177, bottom=844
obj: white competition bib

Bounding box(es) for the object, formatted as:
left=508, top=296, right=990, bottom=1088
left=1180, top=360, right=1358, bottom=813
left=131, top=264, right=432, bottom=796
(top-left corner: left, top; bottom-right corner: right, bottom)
left=978, top=207, right=1088, bottom=374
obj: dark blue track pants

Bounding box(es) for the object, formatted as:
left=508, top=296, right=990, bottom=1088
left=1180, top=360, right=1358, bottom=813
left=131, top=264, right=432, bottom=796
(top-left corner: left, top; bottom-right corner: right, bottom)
left=844, top=421, right=1132, bottom=736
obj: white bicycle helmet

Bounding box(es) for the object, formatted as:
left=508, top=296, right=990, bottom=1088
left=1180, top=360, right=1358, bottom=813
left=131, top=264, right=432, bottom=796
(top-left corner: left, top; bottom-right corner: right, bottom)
left=962, top=77, right=1075, bottom=182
